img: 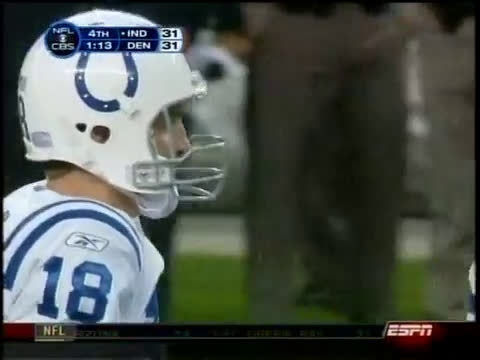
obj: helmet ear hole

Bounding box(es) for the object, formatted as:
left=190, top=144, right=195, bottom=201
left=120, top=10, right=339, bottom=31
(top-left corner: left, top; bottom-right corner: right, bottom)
left=76, top=123, right=87, bottom=133
left=91, top=126, right=111, bottom=144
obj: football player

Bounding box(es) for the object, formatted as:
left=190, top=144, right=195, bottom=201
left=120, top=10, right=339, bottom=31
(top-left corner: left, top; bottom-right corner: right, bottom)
left=467, top=261, right=475, bottom=321
left=3, top=9, right=225, bottom=323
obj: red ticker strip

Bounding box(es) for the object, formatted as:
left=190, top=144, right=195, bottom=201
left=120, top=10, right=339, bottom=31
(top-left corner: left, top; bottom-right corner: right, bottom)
left=3, top=323, right=35, bottom=340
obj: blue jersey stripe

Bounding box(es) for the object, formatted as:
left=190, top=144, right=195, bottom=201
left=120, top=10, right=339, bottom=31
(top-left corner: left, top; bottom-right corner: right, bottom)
left=469, top=292, right=475, bottom=314
left=5, top=199, right=140, bottom=251
left=145, top=288, right=160, bottom=323
left=4, top=209, right=142, bottom=290
left=5, top=200, right=76, bottom=250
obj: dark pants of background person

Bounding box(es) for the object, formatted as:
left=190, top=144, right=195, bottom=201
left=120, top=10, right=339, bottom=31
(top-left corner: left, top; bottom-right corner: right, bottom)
left=246, top=4, right=407, bottom=323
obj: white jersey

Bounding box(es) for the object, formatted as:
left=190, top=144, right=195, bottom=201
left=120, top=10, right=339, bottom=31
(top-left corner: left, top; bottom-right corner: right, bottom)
left=3, top=181, right=164, bottom=323
left=467, top=261, right=475, bottom=321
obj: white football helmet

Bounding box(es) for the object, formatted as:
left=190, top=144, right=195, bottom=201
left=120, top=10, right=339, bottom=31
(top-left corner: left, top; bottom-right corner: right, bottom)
left=18, top=9, right=225, bottom=216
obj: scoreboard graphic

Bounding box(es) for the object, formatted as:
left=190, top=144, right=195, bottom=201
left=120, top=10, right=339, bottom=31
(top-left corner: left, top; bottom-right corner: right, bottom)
left=44, top=21, right=183, bottom=58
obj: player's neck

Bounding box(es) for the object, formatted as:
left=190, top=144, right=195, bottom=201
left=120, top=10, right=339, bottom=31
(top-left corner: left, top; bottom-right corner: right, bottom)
left=46, top=169, right=140, bottom=218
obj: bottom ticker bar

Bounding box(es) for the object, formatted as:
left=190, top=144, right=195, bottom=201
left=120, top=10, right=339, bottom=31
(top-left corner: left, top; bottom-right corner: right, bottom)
left=2, top=322, right=477, bottom=342
left=71, top=324, right=384, bottom=340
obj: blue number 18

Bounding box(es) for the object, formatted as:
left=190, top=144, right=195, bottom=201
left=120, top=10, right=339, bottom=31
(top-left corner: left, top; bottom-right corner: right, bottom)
left=37, top=256, right=112, bottom=323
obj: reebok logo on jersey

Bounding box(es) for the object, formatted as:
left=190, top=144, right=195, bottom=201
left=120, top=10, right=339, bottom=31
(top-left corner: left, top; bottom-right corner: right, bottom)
left=65, top=232, right=109, bottom=252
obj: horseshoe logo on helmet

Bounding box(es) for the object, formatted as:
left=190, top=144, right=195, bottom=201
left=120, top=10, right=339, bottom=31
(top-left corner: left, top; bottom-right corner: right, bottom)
left=74, top=51, right=138, bottom=113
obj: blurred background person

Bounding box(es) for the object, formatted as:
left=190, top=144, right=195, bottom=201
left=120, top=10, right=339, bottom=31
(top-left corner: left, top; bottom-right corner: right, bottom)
left=400, top=3, right=440, bottom=218
left=467, top=261, right=475, bottom=321
left=245, top=2, right=410, bottom=323
left=186, top=4, right=252, bottom=211
left=418, top=3, right=475, bottom=320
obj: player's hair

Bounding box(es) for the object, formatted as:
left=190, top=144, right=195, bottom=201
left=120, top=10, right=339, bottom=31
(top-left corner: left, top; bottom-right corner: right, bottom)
left=44, top=160, right=74, bottom=170
left=43, top=161, right=76, bottom=179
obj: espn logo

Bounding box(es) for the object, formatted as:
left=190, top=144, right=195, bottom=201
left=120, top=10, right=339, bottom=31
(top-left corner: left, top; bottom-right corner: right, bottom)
left=386, top=323, right=433, bottom=337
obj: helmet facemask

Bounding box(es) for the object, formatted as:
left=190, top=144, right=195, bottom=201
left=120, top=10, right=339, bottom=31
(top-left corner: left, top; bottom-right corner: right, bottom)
left=130, top=72, right=226, bottom=202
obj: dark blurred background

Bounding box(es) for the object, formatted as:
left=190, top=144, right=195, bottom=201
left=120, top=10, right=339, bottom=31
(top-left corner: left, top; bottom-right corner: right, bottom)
left=3, top=2, right=475, bottom=324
